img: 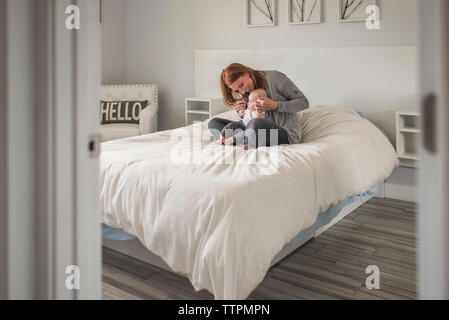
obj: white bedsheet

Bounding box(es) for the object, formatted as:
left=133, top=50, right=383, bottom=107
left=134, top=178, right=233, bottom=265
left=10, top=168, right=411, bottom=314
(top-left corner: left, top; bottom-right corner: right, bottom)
left=100, top=107, right=397, bottom=299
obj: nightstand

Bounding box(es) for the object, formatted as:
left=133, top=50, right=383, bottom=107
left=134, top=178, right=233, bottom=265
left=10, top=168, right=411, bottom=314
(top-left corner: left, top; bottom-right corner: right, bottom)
left=396, top=111, right=421, bottom=168
left=185, top=97, right=229, bottom=126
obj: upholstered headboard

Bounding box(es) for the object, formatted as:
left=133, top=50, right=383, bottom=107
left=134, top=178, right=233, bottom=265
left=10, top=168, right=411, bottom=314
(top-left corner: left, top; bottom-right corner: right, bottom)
left=100, top=84, right=159, bottom=140
left=195, top=46, right=418, bottom=146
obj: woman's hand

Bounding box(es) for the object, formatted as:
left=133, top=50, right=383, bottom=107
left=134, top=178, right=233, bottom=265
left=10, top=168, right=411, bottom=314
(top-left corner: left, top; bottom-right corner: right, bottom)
left=234, top=98, right=248, bottom=117
left=255, top=97, right=279, bottom=113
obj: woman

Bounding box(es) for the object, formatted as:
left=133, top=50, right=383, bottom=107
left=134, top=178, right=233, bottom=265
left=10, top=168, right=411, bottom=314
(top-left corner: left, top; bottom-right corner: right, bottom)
left=208, top=63, right=310, bottom=148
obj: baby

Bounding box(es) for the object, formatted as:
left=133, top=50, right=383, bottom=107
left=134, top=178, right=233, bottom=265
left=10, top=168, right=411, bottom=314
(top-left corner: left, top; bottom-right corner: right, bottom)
left=243, top=88, right=267, bottom=126
left=215, top=88, right=268, bottom=147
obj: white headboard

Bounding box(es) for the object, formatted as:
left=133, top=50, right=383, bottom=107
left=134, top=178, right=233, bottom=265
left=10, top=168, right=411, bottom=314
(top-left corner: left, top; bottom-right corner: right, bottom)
left=195, top=46, right=418, bottom=145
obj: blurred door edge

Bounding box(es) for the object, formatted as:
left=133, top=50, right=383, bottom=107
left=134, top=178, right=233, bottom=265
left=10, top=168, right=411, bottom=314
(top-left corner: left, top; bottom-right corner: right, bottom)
left=418, top=0, right=449, bottom=300
left=0, top=0, right=101, bottom=300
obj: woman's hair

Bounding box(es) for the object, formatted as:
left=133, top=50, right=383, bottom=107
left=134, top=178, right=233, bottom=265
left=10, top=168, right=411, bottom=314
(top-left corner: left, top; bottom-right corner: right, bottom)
left=220, top=63, right=267, bottom=107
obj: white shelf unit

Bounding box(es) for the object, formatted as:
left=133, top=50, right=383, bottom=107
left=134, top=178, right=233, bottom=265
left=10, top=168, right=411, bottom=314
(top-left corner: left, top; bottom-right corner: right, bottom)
left=185, top=97, right=229, bottom=126
left=396, top=111, right=421, bottom=168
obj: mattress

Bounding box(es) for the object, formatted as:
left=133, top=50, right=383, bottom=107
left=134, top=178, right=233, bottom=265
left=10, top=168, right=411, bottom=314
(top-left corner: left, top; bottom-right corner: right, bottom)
left=102, top=184, right=378, bottom=245
left=100, top=106, right=397, bottom=299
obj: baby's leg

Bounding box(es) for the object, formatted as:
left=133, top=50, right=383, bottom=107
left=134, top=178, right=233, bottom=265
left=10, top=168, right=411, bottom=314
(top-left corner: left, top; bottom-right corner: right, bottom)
left=208, top=118, right=233, bottom=141
left=221, top=121, right=246, bottom=145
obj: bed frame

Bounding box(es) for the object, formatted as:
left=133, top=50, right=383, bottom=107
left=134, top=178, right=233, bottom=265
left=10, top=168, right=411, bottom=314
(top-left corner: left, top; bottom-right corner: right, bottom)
left=103, top=186, right=378, bottom=275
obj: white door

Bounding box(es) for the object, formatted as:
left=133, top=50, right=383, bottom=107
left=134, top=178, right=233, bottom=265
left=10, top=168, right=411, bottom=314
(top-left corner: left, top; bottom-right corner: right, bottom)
left=418, top=0, right=449, bottom=299
left=0, top=0, right=101, bottom=299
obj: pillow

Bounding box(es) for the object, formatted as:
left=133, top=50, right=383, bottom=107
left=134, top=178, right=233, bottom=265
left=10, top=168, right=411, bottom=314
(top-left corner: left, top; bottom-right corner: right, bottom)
left=100, top=100, right=148, bottom=125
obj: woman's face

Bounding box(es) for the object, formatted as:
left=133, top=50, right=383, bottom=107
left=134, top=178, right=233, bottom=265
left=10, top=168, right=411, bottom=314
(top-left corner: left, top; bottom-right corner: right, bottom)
left=228, top=72, right=255, bottom=97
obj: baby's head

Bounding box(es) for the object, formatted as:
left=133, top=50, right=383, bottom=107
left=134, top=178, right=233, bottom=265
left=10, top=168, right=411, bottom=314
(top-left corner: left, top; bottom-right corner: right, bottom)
left=248, top=89, right=268, bottom=111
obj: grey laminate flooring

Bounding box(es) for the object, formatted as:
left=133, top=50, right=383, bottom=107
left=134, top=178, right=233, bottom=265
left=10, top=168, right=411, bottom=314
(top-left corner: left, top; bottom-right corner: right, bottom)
left=102, top=197, right=417, bottom=300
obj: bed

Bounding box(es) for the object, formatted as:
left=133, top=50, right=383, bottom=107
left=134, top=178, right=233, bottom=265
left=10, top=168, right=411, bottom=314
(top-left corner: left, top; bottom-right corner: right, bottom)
left=100, top=106, right=398, bottom=300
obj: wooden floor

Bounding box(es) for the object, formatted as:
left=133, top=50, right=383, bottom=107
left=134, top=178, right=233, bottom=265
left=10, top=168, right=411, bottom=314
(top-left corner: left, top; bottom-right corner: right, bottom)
left=102, top=197, right=417, bottom=300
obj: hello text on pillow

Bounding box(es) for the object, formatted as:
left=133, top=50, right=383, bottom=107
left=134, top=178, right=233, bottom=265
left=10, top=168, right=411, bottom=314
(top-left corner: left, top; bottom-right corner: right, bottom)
left=100, top=100, right=148, bottom=125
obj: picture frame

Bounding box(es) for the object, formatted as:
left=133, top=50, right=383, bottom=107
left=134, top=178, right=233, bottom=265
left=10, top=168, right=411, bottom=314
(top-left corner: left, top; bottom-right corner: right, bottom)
left=245, top=0, right=277, bottom=27
left=288, top=0, right=322, bottom=25
left=338, top=0, right=377, bottom=23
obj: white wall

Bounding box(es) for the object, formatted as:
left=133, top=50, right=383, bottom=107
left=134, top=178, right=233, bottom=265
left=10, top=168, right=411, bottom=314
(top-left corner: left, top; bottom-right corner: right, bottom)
left=102, top=0, right=418, bottom=130
left=125, top=0, right=196, bottom=131
left=194, top=0, right=417, bottom=49
left=101, top=0, right=127, bottom=84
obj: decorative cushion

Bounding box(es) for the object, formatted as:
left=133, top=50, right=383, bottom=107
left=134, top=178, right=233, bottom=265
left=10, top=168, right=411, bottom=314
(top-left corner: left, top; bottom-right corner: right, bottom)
left=99, top=123, right=140, bottom=142
left=100, top=100, right=148, bottom=125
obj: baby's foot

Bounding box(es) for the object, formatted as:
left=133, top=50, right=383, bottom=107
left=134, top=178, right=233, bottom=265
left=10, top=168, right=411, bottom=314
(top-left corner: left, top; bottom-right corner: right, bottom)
left=224, top=137, right=235, bottom=146
left=215, top=136, right=225, bottom=145
left=244, top=145, right=256, bottom=150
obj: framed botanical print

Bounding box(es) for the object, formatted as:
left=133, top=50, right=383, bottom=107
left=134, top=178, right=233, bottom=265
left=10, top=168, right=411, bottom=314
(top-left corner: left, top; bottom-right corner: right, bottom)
left=338, top=0, right=377, bottom=22
left=246, top=0, right=277, bottom=27
left=288, top=0, right=321, bottom=25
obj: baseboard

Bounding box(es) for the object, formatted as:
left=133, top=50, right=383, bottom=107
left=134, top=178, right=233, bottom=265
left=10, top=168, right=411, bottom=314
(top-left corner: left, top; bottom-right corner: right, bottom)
left=384, top=182, right=417, bottom=202
left=377, top=182, right=386, bottom=198
left=382, top=167, right=417, bottom=202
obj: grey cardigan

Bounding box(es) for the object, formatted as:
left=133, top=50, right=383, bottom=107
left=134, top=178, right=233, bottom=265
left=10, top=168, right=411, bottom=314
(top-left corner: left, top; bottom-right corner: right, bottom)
left=237, top=70, right=309, bottom=144
left=263, top=70, right=309, bottom=144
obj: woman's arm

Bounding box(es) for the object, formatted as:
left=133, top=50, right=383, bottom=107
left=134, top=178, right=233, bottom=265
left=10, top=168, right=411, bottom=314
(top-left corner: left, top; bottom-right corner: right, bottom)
left=275, top=72, right=309, bottom=113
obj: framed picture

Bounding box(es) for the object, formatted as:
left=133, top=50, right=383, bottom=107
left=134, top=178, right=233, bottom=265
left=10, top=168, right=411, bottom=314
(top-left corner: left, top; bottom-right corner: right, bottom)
left=288, top=0, right=321, bottom=25
left=338, top=0, right=376, bottom=22
left=246, top=0, right=277, bottom=27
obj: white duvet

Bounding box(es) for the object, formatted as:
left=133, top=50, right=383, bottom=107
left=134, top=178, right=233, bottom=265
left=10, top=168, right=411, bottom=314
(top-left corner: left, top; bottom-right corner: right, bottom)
left=100, top=107, right=397, bottom=300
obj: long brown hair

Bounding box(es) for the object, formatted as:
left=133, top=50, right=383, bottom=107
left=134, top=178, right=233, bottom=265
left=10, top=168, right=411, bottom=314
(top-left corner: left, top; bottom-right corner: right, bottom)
left=220, top=63, right=267, bottom=107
